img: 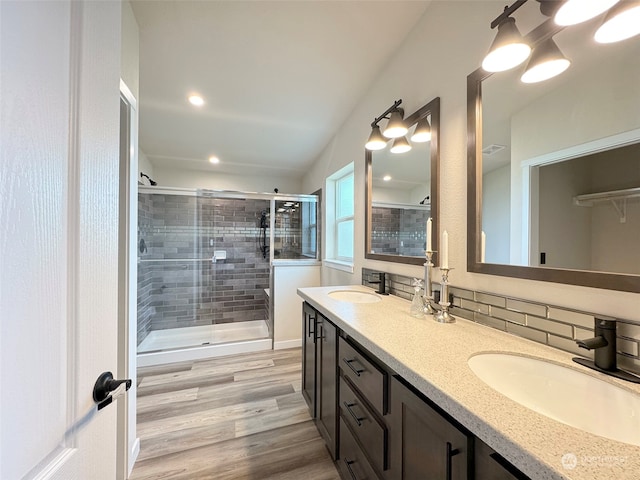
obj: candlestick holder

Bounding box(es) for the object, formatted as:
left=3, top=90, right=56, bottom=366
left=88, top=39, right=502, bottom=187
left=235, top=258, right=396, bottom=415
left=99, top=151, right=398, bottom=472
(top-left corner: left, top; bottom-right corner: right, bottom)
left=423, top=250, right=436, bottom=315
left=434, top=267, right=456, bottom=323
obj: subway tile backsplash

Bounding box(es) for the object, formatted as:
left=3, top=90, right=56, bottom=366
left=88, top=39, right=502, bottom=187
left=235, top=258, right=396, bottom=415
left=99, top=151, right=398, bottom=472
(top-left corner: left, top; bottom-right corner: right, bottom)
left=362, top=268, right=640, bottom=375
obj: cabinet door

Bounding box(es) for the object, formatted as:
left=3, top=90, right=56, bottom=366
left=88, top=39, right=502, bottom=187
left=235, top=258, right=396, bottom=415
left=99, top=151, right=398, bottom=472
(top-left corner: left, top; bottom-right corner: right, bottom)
left=317, top=318, right=338, bottom=459
left=302, top=302, right=317, bottom=417
left=388, top=377, right=469, bottom=480
left=474, top=439, right=530, bottom=480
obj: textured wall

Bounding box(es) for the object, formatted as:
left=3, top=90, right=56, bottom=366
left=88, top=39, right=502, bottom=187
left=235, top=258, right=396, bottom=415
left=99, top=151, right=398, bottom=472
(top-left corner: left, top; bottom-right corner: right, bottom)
left=303, top=1, right=640, bottom=325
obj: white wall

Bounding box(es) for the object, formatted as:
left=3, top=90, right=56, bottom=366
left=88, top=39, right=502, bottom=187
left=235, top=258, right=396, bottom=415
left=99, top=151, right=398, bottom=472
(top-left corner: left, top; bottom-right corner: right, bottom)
left=121, top=1, right=139, bottom=100
left=273, top=265, right=321, bottom=349
left=482, top=164, right=510, bottom=264
left=152, top=166, right=303, bottom=194
left=303, top=1, right=640, bottom=323
left=138, top=148, right=155, bottom=184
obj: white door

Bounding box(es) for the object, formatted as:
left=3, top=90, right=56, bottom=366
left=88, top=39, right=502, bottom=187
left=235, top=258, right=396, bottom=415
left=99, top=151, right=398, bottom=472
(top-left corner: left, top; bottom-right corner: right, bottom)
left=1, top=2, right=123, bottom=479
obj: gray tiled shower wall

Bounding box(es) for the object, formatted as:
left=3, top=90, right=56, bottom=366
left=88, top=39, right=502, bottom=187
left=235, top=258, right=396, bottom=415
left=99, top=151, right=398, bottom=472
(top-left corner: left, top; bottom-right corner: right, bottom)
left=362, top=268, right=640, bottom=375
left=370, top=206, right=428, bottom=257
left=137, top=193, right=270, bottom=345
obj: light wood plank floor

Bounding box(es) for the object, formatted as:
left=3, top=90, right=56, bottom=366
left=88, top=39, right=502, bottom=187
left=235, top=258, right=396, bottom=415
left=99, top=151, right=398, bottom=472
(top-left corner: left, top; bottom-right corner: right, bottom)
left=130, top=348, right=341, bottom=480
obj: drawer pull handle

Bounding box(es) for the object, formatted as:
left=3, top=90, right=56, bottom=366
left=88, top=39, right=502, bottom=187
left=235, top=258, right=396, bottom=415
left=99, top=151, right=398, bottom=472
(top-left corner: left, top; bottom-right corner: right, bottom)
left=446, top=441, right=461, bottom=480
left=343, top=401, right=364, bottom=427
left=308, top=315, right=315, bottom=338
left=343, top=458, right=357, bottom=480
left=342, top=357, right=364, bottom=377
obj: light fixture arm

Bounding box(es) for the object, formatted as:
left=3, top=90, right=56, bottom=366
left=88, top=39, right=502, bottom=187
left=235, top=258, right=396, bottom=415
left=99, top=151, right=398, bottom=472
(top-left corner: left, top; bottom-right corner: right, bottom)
left=370, top=99, right=403, bottom=128
left=490, top=0, right=528, bottom=29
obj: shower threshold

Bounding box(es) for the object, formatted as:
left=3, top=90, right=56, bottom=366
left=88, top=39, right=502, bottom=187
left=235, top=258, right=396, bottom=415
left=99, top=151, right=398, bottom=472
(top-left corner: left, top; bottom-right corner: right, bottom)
left=137, top=320, right=271, bottom=367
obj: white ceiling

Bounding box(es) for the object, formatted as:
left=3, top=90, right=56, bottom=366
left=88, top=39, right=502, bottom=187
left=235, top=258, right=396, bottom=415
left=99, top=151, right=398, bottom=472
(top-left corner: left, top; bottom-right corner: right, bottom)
left=131, top=1, right=431, bottom=179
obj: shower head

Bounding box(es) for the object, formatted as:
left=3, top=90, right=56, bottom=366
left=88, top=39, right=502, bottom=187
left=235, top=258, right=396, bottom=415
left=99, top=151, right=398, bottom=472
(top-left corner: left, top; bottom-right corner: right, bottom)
left=140, top=172, right=157, bottom=186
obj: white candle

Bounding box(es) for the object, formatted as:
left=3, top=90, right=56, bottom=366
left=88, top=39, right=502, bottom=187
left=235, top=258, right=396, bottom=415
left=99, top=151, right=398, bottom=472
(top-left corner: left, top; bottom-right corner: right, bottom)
left=481, top=231, right=486, bottom=263
left=441, top=230, right=449, bottom=269
left=426, top=217, right=432, bottom=251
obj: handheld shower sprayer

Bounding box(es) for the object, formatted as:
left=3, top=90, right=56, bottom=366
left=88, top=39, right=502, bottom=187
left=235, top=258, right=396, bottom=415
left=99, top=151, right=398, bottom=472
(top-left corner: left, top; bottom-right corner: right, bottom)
left=140, top=172, right=157, bottom=186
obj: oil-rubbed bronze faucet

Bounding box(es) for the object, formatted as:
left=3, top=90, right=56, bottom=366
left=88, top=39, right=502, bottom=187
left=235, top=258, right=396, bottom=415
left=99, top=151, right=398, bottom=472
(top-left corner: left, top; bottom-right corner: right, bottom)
left=368, top=272, right=389, bottom=295
left=573, top=317, right=640, bottom=383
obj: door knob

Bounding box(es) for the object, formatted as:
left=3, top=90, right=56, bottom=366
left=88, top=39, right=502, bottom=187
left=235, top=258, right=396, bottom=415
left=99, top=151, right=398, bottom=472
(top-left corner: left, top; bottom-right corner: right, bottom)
left=93, top=372, right=131, bottom=410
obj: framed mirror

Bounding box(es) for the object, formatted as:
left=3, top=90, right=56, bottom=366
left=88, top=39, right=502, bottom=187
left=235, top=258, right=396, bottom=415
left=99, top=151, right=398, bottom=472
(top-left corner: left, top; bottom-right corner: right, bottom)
left=468, top=15, right=640, bottom=292
left=366, top=97, right=440, bottom=266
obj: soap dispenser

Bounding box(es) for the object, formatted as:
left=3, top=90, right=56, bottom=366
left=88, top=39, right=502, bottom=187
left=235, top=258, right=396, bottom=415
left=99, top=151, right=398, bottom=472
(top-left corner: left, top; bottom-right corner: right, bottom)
left=410, top=278, right=425, bottom=318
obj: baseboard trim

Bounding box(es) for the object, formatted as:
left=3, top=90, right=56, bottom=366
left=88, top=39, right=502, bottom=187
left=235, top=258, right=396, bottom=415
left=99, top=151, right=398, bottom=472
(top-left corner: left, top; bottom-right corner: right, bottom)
left=273, top=339, right=302, bottom=350
left=128, top=437, right=140, bottom=475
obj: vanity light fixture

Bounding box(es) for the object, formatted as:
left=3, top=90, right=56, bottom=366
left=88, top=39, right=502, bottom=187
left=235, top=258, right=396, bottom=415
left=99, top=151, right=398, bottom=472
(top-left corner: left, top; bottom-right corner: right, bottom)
left=483, top=0, right=635, bottom=84
left=520, top=37, right=571, bottom=83
left=554, top=0, right=619, bottom=26
left=482, top=15, right=531, bottom=72
left=594, top=0, right=640, bottom=43
left=383, top=108, right=408, bottom=138
left=365, top=99, right=404, bottom=151
left=365, top=125, right=388, bottom=151
left=411, top=118, right=432, bottom=142
left=390, top=136, right=411, bottom=154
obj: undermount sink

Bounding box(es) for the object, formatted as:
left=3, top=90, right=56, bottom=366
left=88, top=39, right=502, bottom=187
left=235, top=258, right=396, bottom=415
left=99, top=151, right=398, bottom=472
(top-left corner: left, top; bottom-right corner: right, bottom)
left=328, top=290, right=381, bottom=304
left=468, top=353, right=640, bottom=446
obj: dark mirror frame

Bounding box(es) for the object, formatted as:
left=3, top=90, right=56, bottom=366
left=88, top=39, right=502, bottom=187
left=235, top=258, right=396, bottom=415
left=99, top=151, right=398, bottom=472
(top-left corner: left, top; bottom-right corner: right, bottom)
left=467, top=20, right=640, bottom=293
left=366, top=97, right=440, bottom=266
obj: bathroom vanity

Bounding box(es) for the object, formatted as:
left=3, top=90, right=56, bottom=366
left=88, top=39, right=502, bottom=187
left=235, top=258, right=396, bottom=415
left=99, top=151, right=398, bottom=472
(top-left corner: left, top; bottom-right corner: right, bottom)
left=298, top=286, right=640, bottom=480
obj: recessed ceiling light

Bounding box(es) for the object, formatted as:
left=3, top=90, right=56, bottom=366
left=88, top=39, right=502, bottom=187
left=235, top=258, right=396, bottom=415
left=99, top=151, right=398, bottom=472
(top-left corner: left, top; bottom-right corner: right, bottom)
left=383, top=175, right=392, bottom=181
left=188, top=94, right=205, bottom=107
left=209, top=156, right=220, bottom=164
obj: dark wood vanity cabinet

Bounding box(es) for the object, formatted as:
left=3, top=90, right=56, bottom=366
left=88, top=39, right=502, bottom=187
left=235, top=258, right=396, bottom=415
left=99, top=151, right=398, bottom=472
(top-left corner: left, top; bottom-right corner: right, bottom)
left=301, top=301, right=529, bottom=480
left=474, top=439, right=531, bottom=480
left=302, top=302, right=317, bottom=417
left=302, top=302, right=338, bottom=459
left=387, top=376, right=470, bottom=480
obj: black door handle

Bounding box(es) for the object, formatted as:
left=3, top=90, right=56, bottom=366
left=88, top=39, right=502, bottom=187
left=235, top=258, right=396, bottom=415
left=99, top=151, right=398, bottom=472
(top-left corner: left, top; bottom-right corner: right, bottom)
left=93, top=372, right=131, bottom=409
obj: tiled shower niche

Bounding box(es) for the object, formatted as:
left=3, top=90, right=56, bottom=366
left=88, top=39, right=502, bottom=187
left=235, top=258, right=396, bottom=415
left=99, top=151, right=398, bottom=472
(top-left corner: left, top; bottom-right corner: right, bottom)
left=137, top=193, right=271, bottom=346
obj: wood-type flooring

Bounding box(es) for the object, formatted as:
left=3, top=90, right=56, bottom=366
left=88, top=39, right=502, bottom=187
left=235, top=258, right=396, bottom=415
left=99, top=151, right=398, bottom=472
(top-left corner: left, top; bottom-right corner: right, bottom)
left=130, top=348, right=341, bottom=480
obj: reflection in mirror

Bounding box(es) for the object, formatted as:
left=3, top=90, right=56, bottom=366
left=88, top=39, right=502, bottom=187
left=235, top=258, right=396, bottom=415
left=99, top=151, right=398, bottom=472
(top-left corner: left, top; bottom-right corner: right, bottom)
left=366, top=98, right=439, bottom=266
left=468, top=8, right=640, bottom=292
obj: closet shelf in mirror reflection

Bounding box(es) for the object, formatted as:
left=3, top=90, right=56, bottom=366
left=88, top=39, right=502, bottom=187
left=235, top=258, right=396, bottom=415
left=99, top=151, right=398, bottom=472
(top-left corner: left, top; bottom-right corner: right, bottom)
left=573, top=186, right=640, bottom=223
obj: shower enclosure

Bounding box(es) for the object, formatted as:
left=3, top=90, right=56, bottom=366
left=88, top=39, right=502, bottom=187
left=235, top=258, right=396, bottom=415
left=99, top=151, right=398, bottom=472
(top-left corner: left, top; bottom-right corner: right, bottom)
left=137, top=187, right=318, bottom=366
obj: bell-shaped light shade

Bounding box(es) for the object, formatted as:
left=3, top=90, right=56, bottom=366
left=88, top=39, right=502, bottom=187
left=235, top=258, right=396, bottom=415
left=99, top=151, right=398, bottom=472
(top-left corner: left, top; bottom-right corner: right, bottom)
left=390, top=136, right=412, bottom=154
left=595, top=1, right=640, bottom=43
left=520, top=38, right=571, bottom=84
left=411, top=118, right=432, bottom=143
left=482, top=17, right=531, bottom=73
left=365, top=125, right=388, bottom=151
left=382, top=110, right=408, bottom=139
left=555, top=0, right=620, bottom=26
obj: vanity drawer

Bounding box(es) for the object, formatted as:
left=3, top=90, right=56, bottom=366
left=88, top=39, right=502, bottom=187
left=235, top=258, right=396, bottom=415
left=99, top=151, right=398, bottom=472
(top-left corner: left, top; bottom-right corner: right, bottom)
left=338, top=417, right=381, bottom=480
left=340, top=375, right=387, bottom=473
left=339, top=336, right=387, bottom=415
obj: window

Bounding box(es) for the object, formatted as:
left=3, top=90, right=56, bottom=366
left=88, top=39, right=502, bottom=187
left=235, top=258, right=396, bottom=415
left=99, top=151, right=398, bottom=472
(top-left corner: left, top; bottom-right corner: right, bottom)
left=335, top=173, right=354, bottom=261
left=325, top=163, right=354, bottom=270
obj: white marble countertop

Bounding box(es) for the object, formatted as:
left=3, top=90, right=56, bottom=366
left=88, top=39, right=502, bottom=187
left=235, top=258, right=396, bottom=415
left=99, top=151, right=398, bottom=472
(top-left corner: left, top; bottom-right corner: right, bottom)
left=297, top=285, right=640, bottom=480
